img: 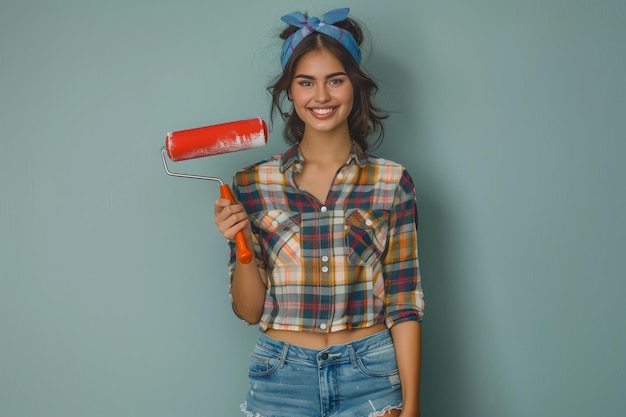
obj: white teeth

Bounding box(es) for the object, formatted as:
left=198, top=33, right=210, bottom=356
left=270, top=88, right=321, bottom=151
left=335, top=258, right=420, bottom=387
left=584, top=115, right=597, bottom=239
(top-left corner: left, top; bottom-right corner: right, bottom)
left=311, top=108, right=335, bottom=115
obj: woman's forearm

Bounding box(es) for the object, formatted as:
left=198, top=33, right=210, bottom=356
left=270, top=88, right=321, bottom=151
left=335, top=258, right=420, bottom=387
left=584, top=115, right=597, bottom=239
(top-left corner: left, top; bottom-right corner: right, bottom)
left=230, top=257, right=266, bottom=324
left=390, top=320, right=422, bottom=416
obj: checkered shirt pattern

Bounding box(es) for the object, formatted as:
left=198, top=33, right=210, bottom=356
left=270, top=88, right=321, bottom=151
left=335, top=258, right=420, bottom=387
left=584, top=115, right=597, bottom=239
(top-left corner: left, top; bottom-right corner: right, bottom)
left=228, top=143, right=424, bottom=333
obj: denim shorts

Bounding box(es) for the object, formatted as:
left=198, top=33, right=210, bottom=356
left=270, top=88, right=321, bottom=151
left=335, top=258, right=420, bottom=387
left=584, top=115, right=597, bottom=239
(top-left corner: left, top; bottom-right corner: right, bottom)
left=240, top=329, right=402, bottom=417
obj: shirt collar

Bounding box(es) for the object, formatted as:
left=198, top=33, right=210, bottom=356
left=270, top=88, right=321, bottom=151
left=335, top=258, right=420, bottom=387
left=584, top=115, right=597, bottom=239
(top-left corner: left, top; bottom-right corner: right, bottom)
left=279, top=142, right=368, bottom=173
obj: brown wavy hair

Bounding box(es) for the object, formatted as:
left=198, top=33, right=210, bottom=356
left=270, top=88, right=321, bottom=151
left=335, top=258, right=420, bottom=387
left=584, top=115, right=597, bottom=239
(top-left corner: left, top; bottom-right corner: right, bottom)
left=268, top=17, right=388, bottom=151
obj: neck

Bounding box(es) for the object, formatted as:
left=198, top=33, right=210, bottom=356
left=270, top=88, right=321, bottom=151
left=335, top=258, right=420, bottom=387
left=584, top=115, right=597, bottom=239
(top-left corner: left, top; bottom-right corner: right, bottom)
left=299, top=137, right=352, bottom=166
left=299, top=126, right=352, bottom=164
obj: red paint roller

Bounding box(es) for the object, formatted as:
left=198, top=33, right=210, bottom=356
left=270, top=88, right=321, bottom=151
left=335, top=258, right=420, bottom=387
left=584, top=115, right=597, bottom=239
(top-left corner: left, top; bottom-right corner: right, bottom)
left=161, top=117, right=268, bottom=264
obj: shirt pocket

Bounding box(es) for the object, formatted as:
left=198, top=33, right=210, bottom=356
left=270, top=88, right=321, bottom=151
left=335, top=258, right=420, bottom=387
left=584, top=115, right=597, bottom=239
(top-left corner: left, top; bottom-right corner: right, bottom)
left=344, top=209, right=389, bottom=266
left=253, top=210, right=301, bottom=267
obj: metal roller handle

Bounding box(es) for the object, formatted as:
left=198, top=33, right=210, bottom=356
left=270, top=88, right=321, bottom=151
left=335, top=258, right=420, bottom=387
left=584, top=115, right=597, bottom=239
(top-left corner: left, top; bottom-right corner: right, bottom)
left=161, top=147, right=224, bottom=184
left=161, top=147, right=253, bottom=264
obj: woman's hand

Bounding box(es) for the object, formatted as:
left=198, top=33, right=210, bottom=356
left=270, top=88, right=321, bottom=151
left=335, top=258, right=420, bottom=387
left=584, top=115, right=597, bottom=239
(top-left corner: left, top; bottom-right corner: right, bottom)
left=214, top=198, right=252, bottom=244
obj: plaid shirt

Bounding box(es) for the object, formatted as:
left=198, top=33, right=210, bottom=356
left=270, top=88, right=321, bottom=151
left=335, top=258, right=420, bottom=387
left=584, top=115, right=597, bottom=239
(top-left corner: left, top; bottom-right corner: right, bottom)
left=229, top=143, right=424, bottom=333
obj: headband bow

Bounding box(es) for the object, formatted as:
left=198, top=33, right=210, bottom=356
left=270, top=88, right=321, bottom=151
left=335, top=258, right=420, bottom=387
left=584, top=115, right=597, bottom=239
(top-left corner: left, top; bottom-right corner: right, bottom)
left=280, top=7, right=362, bottom=69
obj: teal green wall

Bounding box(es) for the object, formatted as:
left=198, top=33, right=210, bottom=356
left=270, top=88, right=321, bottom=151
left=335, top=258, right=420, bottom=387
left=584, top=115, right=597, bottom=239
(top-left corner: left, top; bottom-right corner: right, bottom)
left=1, top=1, right=624, bottom=416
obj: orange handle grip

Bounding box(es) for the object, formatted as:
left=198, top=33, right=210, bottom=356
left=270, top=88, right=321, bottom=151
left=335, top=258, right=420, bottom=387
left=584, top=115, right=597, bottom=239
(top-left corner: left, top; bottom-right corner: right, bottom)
left=219, top=184, right=253, bottom=264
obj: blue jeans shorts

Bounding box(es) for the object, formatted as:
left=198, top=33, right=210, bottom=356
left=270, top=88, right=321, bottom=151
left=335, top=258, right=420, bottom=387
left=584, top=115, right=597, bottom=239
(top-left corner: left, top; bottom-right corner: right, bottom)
left=240, top=329, right=402, bottom=417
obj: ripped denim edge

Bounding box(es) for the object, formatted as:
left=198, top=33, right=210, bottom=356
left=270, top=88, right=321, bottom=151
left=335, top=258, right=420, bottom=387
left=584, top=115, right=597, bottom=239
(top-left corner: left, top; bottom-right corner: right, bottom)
left=240, top=401, right=403, bottom=417
left=368, top=402, right=403, bottom=417
left=240, top=401, right=266, bottom=417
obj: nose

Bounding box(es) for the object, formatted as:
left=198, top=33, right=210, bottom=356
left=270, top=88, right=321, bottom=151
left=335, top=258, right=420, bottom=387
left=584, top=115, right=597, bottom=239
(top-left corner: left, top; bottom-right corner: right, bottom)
left=314, top=84, right=330, bottom=103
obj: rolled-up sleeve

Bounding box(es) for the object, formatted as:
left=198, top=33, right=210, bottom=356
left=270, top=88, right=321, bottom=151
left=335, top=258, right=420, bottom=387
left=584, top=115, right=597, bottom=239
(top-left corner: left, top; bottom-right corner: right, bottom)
left=227, top=173, right=268, bottom=322
left=383, top=169, right=425, bottom=327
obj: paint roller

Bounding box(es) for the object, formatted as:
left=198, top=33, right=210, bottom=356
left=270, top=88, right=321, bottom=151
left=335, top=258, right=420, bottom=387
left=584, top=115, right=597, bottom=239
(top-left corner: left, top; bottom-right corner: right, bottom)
left=161, top=117, right=268, bottom=264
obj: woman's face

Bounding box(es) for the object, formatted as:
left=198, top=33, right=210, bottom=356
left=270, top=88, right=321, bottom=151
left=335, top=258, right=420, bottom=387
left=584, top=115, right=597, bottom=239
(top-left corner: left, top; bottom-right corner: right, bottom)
left=289, top=48, right=354, bottom=138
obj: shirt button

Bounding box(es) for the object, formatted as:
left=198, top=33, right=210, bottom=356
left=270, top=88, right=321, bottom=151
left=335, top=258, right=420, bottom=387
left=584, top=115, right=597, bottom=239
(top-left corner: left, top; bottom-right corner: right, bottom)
left=322, top=255, right=329, bottom=262
left=320, top=206, right=327, bottom=213
left=321, top=266, right=329, bottom=273
left=271, top=220, right=278, bottom=227
left=337, top=172, right=344, bottom=179
left=365, top=219, right=373, bottom=226
left=320, top=323, right=327, bottom=330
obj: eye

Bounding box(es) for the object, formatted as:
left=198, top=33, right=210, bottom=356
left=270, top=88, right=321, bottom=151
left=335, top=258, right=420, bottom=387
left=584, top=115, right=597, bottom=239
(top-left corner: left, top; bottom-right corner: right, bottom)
left=329, top=78, right=345, bottom=87
left=298, top=81, right=313, bottom=87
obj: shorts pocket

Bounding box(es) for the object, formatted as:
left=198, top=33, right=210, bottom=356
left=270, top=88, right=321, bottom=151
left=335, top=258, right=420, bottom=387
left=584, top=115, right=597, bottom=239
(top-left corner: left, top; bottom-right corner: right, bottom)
left=345, top=209, right=389, bottom=266
left=354, top=342, right=399, bottom=377
left=248, top=347, right=281, bottom=377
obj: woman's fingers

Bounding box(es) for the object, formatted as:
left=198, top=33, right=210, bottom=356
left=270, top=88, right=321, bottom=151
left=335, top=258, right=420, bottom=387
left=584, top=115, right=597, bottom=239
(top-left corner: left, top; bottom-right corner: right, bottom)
left=214, top=198, right=249, bottom=239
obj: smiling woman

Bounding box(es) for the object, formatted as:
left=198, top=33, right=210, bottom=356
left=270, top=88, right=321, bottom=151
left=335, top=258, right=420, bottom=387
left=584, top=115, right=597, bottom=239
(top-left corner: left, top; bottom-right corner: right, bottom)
left=269, top=9, right=388, bottom=152
left=289, top=50, right=354, bottom=141
left=212, top=7, right=425, bottom=417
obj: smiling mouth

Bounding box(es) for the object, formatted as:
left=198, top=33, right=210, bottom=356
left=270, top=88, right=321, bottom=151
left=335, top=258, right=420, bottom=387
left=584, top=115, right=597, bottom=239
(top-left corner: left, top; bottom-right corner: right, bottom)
left=309, top=107, right=337, bottom=116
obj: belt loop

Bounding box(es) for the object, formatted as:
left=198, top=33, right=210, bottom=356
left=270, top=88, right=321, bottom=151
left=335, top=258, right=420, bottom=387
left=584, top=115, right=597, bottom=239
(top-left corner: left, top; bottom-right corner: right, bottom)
left=279, top=342, right=289, bottom=369
left=348, top=344, right=358, bottom=368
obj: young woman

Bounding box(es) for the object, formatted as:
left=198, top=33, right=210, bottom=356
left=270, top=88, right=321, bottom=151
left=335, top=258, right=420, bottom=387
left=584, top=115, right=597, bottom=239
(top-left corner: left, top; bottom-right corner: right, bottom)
left=214, top=8, right=425, bottom=417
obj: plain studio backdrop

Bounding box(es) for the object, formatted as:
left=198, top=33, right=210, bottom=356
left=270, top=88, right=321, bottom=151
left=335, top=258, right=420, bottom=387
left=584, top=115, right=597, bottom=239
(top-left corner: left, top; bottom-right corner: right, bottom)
left=1, top=1, right=624, bottom=416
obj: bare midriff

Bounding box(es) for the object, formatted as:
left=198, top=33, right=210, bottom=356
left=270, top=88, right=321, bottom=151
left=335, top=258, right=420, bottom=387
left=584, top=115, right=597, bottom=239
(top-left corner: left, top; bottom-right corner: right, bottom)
left=264, top=322, right=388, bottom=349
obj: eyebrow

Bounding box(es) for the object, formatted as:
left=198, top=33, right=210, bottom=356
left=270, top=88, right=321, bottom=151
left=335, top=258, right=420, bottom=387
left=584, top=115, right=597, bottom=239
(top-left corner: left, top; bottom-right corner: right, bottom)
left=294, top=72, right=348, bottom=80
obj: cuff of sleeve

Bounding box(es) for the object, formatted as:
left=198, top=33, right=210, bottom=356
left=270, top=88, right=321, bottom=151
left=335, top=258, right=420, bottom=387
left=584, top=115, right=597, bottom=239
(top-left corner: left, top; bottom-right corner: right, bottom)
left=385, top=309, right=424, bottom=328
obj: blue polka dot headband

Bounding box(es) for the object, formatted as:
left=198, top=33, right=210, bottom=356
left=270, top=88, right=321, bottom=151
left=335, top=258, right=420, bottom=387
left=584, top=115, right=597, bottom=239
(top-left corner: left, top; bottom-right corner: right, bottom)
left=280, top=7, right=362, bottom=69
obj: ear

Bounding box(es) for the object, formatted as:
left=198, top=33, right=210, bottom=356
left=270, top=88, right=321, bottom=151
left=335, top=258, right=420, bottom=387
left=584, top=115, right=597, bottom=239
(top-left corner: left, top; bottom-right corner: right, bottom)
left=287, top=89, right=292, bottom=101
